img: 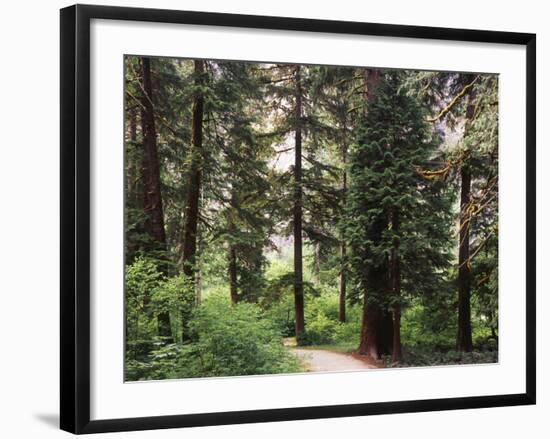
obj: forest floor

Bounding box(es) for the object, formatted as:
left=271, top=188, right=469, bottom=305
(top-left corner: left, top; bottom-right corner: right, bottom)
left=283, top=338, right=378, bottom=372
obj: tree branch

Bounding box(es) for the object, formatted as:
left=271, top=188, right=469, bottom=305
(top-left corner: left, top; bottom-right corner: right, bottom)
left=426, top=75, right=480, bottom=123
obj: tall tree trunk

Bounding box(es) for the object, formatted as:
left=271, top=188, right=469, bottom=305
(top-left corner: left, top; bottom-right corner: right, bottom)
left=182, top=60, right=204, bottom=279
left=293, top=65, right=305, bottom=339
left=357, top=68, right=383, bottom=356
left=140, top=57, right=171, bottom=341
left=358, top=258, right=390, bottom=359
left=141, top=57, right=167, bottom=248
left=358, top=302, right=393, bottom=359
left=378, top=301, right=394, bottom=356
left=364, top=69, right=381, bottom=113
left=228, top=245, right=238, bottom=304
left=181, top=59, right=205, bottom=342
left=338, top=132, right=348, bottom=323
left=391, top=211, right=402, bottom=362
left=358, top=294, right=380, bottom=358
left=457, top=166, right=473, bottom=352
left=457, top=89, right=476, bottom=353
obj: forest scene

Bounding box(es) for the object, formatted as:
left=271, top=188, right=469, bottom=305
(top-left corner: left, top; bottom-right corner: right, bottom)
left=124, top=55, right=499, bottom=381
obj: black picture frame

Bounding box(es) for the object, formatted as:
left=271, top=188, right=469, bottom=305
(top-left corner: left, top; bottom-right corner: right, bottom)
left=60, top=4, right=536, bottom=434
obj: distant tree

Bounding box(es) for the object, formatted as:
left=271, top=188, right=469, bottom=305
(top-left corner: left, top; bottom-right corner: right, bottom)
left=261, top=64, right=312, bottom=339
left=206, top=61, right=276, bottom=304
left=308, top=66, right=359, bottom=322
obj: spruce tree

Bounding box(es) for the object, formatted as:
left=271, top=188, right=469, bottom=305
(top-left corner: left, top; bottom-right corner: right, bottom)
left=207, top=61, right=276, bottom=304
left=346, top=72, right=453, bottom=360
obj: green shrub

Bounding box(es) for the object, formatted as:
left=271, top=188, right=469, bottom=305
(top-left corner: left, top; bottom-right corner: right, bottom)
left=126, top=295, right=303, bottom=380
left=263, top=293, right=295, bottom=336
left=151, top=274, right=196, bottom=341
left=187, top=297, right=302, bottom=377
left=125, top=257, right=164, bottom=359
left=334, top=320, right=361, bottom=346
left=195, top=298, right=300, bottom=375
left=305, top=292, right=339, bottom=321
left=400, top=301, right=455, bottom=350
left=299, top=313, right=338, bottom=345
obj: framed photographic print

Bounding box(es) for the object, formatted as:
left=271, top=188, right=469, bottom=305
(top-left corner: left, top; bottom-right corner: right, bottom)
left=60, top=4, right=536, bottom=434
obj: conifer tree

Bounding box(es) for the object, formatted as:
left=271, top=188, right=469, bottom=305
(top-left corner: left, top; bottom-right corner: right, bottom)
left=206, top=61, right=276, bottom=304
left=412, top=72, right=499, bottom=351
left=346, top=72, right=453, bottom=360
left=261, top=64, right=311, bottom=339
left=308, top=66, right=359, bottom=321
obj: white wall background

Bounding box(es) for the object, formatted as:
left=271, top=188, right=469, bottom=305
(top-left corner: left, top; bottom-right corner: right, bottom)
left=0, top=0, right=545, bottom=437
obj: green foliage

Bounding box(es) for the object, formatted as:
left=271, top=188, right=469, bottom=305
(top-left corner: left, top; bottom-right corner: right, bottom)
left=264, top=293, right=296, bottom=337
left=345, top=72, right=454, bottom=309
left=151, top=275, right=194, bottom=316
left=298, top=293, right=362, bottom=346
left=400, top=300, right=456, bottom=350
left=127, top=295, right=303, bottom=380
left=298, top=313, right=338, bottom=345
left=151, top=274, right=196, bottom=341
left=188, top=297, right=301, bottom=376
left=125, top=257, right=164, bottom=359
left=386, top=344, right=497, bottom=368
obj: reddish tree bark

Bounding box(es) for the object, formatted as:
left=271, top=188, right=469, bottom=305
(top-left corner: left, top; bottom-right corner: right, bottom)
left=357, top=257, right=393, bottom=359
left=357, top=68, right=386, bottom=359
left=358, top=296, right=381, bottom=358
left=139, top=57, right=171, bottom=340
left=141, top=57, right=167, bottom=247
left=179, top=59, right=205, bottom=342
left=182, top=60, right=205, bottom=280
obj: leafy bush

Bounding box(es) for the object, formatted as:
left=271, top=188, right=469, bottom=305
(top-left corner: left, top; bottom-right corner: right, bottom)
left=400, top=301, right=456, bottom=350
left=126, top=295, right=302, bottom=380
left=263, top=293, right=296, bottom=337
left=151, top=274, right=196, bottom=341
left=298, top=313, right=338, bottom=345
left=333, top=320, right=361, bottom=346
left=305, top=292, right=339, bottom=322
left=188, top=297, right=301, bottom=377
left=125, top=257, right=164, bottom=359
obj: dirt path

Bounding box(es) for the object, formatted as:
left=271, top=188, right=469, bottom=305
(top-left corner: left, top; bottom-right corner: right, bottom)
left=291, top=348, right=376, bottom=372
